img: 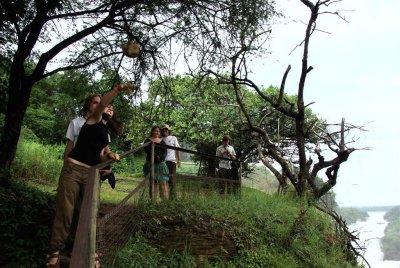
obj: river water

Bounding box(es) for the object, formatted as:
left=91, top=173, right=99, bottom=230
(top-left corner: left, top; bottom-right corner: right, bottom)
left=349, top=211, right=400, bottom=268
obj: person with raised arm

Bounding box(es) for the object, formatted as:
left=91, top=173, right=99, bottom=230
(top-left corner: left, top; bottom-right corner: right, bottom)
left=46, top=83, right=134, bottom=268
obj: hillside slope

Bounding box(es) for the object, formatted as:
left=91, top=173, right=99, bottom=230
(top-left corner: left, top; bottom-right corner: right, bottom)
left=104, top=187, right=361, bottom=268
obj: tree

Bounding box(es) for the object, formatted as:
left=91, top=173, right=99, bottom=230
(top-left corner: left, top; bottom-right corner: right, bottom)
left=133, top=75, right=318, bottom=146
left=0, top=55, right=10, bottom=123
left=0, top=0, right=279, bottom=180
left=23, top=69, right=135, bottom=145
left=201, top=0, right=365, bottom=199
left=126, top=74, right=248, bottom=177
left=124, top=74, right=324, bottom=181
left=124, top=75, right=240, bottom=145
left=23, top=70, right=92, bottom=143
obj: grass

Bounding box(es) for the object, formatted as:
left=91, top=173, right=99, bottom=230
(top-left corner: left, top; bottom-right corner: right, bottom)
left=12, top=140, right=64, bottom=184
left=102, top=187, right=360, bottom=268
left=3, top=138, right=362, bottom=267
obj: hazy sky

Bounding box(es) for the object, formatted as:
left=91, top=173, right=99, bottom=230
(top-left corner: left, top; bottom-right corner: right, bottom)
left=248, top=0, right=399, bottom=207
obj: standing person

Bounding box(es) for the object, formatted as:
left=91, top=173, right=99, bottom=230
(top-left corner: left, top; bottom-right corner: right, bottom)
left=98, top=104, right=121, bottom=189
left=64, top=95, right=114, bottom=175
left=64, top=95, right=114, bottom=180
left=63, top=95, right=114, bottom=255
left=64, top=94, right=100, bottom=254
left=216, top=135, right=236, bottom=195
left=161, top=124, right=180, bottom=199
left=46, top=83, right=134, bottom=268
left=64, top=95, right=100, bottom=160
left=143, top=126, right=170, bottom=200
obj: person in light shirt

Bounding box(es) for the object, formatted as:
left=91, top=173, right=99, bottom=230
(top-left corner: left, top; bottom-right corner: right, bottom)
left=47, top=83, right=133, bottom=268
left=161, top=124, right=180, bottom=199
left=216, top=135, right=236, bottom=194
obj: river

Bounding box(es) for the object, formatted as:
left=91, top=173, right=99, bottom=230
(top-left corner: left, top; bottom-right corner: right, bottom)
left=350, top=211, right=400, bottom=268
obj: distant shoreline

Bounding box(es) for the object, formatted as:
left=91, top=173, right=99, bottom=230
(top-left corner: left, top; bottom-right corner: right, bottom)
left=342, top=205, right=398, bottom=212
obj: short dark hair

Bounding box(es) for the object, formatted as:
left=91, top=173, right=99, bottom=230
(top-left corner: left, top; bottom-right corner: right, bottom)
left=161, top=128, right=171, bottom=135
left=222, top=135, right=231, bottom=141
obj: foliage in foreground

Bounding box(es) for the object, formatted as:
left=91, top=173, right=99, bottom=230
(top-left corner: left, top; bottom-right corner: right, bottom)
left=12, top=138, right=64, bottom=184
left=0, top=180, right=54, bottom=268
left=106, top=189, right=360, bottom=268
left=381, top=206, right=400, bottom=260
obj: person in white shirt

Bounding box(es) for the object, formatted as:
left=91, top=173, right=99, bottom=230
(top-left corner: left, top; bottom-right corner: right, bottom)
left=64, top=95, right=100, bottom=159
left=62, top=94, right=114, bottom=254
left=64, top=94, right=112, bottom=172
left=161, top=124, right=181, bottom=198
left=216, top=135, right=236, bottom=194
left=47, top=84, right=133, bottom=267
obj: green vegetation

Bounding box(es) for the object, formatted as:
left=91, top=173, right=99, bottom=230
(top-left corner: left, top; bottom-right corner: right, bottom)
left=381, top=206, right=400, bottom=260
left=0, top=180, right=54, bottom=268
left=11, top=128, right=64, bottom=184
left=0, top=1, right=367, bottom=266
left=0, top=136, right=362, bottom=267
left=1, top=0, right=279, bottom=173
left=242, top=163, right=279, bottom=193
left=336, top=207, right=369, bottom=225
left=384, top=206, right=400, bottom=222
left=106, top=189, right=359, bottom=268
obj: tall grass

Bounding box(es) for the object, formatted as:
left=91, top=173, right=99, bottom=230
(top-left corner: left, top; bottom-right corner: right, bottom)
left=12, top=139, right=63, bottom=184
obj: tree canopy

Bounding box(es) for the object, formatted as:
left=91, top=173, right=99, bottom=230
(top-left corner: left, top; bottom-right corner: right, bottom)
left=0, top=0, right=279, bottom=175
left=0, top=0, right=364, bottom=201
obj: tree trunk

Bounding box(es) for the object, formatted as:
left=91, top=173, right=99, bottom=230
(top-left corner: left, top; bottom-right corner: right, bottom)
left=0, top=63, right=33, bottom=182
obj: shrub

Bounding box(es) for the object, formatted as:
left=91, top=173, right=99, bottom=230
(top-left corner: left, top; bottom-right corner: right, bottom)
left=0, top=180, right=55, bottom=267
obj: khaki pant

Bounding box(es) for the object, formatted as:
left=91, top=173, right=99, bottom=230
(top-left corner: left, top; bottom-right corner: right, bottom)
left=49, top=162, right=89, bottom=253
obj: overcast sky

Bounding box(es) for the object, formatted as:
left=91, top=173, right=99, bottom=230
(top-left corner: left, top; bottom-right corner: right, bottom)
left=248, top=0, right=399, bottom=207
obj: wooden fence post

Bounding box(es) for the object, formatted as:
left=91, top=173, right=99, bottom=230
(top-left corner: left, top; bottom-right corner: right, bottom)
left=150, top=141, right=155, bottom=201
left=70, top=168, right=100, bottom=267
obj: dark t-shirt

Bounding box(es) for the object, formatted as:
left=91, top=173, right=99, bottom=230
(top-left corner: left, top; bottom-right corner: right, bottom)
left=68, top=121, right=109, bottom=166
left=144, top=138, right=167, bottom=163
